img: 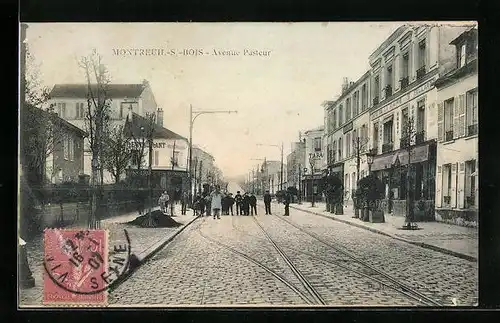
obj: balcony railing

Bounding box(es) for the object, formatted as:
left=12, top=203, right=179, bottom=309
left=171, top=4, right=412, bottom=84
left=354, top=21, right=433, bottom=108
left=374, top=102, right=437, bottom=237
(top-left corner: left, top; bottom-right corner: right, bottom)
left=468, top=124, right=478, bottom=136
left=382, top=142, right=393, bottom=153
left=415, top=130, right=425, bottom=144
left=416, top=65, right=426, bottom=80
left=445, top=130, right=454, bottom=142
left=384, top=85, right=393, bottom=98
left=443, top=196, right=451, bottom=205
left=373, top=96, right=379, bottom=106
left=400, top=76, right=409, bottom=90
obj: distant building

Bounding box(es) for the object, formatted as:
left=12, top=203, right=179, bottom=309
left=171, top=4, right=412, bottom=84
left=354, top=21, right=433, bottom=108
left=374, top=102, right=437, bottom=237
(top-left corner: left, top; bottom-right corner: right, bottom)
left=433, top=27, right=478, bottom=226
left=23, top=105, right=87, bottom=184
left=48, top=80, right=159, bottom=183
left=286, top=139, right=306, bottom=197
left=123, top=110, right=189, bottom=196
left=191, top=145, right=218, bottom=195
left=303, top=126, right=324, bottom=202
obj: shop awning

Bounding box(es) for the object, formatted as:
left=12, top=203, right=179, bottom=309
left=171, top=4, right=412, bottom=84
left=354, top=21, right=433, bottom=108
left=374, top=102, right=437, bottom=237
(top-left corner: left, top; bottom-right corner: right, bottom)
left=371, top=144, right=431, bottom=171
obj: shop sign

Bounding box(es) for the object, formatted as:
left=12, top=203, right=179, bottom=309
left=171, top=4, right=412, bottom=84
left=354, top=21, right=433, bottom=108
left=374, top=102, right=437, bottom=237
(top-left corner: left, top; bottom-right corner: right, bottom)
left=371, top=75, right=438, bottom=120
left=309, top=152, right=323, bottom=159
left=343, top=121, right=353, bottom=134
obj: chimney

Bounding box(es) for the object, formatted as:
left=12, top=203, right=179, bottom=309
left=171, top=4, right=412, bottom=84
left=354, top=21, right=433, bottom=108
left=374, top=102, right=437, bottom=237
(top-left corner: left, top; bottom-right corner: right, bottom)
left=156, top=108, right=164, bottom=127
left=342, top=77, right=349, bottom=93
left=142, top=79, right=149, bottom=88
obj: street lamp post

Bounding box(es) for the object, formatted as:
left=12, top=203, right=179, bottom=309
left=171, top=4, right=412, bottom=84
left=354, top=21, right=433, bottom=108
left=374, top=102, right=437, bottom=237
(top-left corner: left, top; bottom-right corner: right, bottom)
left=188, top=105, right=237, bottom=203
left=309, top=155, right=317, bottom=207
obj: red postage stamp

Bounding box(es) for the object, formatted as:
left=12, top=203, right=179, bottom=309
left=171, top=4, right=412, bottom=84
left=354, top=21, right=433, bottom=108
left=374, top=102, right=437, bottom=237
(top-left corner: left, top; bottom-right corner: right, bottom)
left=43, top=229, right=109, bottom=306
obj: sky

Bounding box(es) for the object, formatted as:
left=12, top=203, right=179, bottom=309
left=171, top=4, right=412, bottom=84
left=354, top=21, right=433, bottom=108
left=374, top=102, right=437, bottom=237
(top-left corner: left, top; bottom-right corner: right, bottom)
left=25, top=22, right=408, bottom=179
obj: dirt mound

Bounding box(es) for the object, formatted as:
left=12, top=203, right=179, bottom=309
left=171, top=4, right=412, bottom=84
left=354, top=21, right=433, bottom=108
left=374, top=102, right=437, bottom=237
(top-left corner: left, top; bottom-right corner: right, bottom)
left=127, top=210, right=182, bottom=228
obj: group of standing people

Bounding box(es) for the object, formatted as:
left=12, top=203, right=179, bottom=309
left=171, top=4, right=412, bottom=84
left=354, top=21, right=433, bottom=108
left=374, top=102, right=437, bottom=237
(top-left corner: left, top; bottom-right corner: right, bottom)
left=193, top=189, right=261, bottom=218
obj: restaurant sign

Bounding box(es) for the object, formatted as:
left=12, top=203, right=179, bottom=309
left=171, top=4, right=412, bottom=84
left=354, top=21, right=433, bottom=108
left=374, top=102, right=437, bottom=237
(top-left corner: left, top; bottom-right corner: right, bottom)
left=371, top=75, right=438, bottom=120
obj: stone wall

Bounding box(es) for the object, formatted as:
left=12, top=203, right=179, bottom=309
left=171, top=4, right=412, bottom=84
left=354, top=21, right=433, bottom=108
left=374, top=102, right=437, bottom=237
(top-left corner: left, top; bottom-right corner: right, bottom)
left=435, top=209, right=478, bottom=228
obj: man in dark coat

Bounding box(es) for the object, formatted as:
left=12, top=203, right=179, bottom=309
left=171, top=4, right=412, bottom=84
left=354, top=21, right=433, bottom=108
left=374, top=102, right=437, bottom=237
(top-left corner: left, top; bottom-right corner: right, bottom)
left=228, top=193, right=235, bottom=215
left=250, top=193, right=257, bottom=215
left=263, top=190, right=272, bottom=215
left=181, top=191, right=189, bottom=215
left=235, top=191, right=243, bottom=215
left=283, top=191, right=291, bottom=216
left=242, top=192, right=250, bottom=215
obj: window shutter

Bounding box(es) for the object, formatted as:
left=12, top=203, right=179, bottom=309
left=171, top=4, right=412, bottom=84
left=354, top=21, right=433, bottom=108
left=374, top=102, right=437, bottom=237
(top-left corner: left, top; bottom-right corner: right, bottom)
left=453, top=96, right=460, bottom=139
left=457, top=162, right=465, bottom=209
left=436, top=165, right=442, bottom=207
left=437, top=102, right=444, bottom=142
left=458, top=94, right=466, bottom=137
left=450, top=163, right=457, bottom=208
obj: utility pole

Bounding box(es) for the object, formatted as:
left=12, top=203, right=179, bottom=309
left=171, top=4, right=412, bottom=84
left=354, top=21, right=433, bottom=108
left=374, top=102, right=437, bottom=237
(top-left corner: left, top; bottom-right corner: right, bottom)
left=280, top=142, right=284, bottom=192
left=298, top=164, right=302, bottom=204
left=354, top=136, right=361, bottom=218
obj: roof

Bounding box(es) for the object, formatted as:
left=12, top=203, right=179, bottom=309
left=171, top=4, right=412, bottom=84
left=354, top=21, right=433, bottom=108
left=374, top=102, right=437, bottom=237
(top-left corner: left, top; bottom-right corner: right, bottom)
left=123, top=112, right=187, bottom=141
left=24, top=104, right=88, bottom=137
left=304, top=126, right=324, bottom=133
left=49, top=83, right=147, bottom=99
left=450, top=26, right=477, bottom=46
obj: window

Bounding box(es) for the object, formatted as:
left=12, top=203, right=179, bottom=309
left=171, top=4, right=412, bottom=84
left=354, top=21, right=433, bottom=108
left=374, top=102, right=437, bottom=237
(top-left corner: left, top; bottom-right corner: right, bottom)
left=314, top=137, right=322, bottom=151
left=345, top=174, right=349, bottom=194
left=353, top=91, right=359, bottom=117
left=401, top=107, right=409, bottom=134
left=459, top=44, right=466, bottom=68
left=465, top=160, right=476, bottom=207
left=63, top=135, right=69, bottom=160
left=466, top=89, right=478, bottom=136
left=383, top=120, right=393, bottom=144
left=345, top=133, right=351, bottom=158
left=333, top=110, right=337, bottom=129
left=373, top=76, right=380, bottom=100
left=418, top=39, right=426, bottom=69
left=373, top=123, right=379, bottom=152
left=361, top=124, right=367, bottom=152
left=401, top=52, right=409, bottom=79
left=76, top=103, right=85, bottom=119
left=69, top=138, right=74, bottom=161
left=416, top=100, right=425, bottom=133
left=338, top=136, right=343, bottom=159
left=346, top=98, right=351, bottom=121
left=332, top=140, right=337, bottom=161
left=173, top=151, right=180, bottom=166
left=121, top=102, right=139, bottom=119
left=352, top=173, right=356, bottom=191
left=386, top=64, right=393, bottom=89
left=154, top=150, right=159, bottom=166
left=442, top=164, right=452, bottom=205
left=361, top=84, right=368, bottom=111
left=57, top=102, right=66, bottom=118
left=444, top=98, right=454, bottom=141
left=338, top=104, right=343, bottom=125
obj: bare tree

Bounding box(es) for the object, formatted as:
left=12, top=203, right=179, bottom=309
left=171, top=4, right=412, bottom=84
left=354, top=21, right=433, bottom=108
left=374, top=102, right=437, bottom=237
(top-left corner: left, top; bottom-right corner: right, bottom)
left=78, top=50, right=112, bottom=229
left=21, top=46, right=63, bottom=187
left=102, top=124, right=133, bottom=184
left=351, top=131, right=369, bottom=218
left=400, top=115, right=418, bottom=229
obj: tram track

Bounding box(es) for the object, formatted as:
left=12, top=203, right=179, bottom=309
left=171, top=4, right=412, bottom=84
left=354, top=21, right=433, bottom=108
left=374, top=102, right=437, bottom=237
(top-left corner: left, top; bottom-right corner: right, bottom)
left=196, top=217, right=317, bottom=305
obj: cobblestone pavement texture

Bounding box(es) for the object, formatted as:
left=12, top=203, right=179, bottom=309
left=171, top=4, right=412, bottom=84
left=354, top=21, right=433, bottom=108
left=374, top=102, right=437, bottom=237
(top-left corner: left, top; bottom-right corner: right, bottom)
left=108, top=203, right=477, bottom=307
left=19, top=205, right=191, bottom=307
left=290, top=202, right=478, bottom=260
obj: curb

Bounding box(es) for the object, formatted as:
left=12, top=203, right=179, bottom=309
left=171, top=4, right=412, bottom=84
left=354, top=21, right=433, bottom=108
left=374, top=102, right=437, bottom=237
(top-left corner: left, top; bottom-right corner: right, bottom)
left=109, top=214, right=200, bottom=291
left=290, top=205, right=477, bottom=263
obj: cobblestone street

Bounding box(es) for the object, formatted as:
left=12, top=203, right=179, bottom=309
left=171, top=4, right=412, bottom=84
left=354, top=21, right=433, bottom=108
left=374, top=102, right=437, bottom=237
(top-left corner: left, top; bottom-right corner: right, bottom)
left=108, top=203, right=478, bottom=307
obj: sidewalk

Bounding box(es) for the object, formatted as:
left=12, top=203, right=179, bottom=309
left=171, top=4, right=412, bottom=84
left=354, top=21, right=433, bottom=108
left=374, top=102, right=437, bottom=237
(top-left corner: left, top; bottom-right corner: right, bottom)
left=288, top=201, right=478, bottom=262
left=19, top=204, right=199, bottom=307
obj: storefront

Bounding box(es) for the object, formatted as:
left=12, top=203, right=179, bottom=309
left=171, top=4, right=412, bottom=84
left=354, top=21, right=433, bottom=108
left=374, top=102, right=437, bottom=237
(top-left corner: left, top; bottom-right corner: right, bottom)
left=302, top=173, right=324, bottom=202
left=126, top=168, right=189, bottom=199
left=370, top=140, right=436, bottom=216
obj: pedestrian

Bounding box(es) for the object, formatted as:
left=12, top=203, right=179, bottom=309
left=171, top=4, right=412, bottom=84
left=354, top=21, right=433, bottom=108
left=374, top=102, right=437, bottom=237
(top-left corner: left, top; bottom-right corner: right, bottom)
left=199, top=193, right=206, bottom=216
left=235, top=191, right=243, bottom=215
left=263, top=190, right=272, bottom=215
left=211, top=185, right=223, bottom=220
left=283, top=191, right=290, bottom=216
left=250, top=193, right=257, bottom=215
left=228, top=193, right=235, bottom=216
left=181, top=191, right=189, bottom=215
left=242, top=192, right=250, bottom=216
left=205, top=193, right=212, bottom=217
left=158, top=192, right=166, bottom=213
left=222, top=192, right=229, bottom=215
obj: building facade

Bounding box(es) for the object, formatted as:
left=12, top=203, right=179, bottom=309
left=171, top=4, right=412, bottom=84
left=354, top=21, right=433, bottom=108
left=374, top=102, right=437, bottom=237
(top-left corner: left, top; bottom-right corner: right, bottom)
left=286, top=139, right=306, bottom=192
left=124, top=111, right=190, bottom=197
left=48, top=80, right=159, bottom=183
left=303, top=126, right=324, bottom=202
left=434, top=27, right=478, bottom=226
left=367, top=24, right=469, bottom=217
left=324, top=73, right=372, bottom=207
left=320, top=23, right=475, bottom=223
left=191, top=146, right=216, bottom=195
